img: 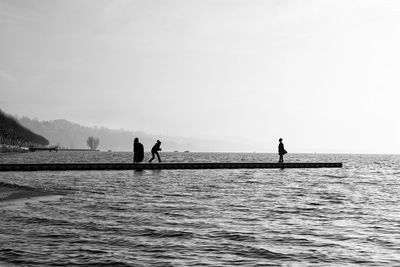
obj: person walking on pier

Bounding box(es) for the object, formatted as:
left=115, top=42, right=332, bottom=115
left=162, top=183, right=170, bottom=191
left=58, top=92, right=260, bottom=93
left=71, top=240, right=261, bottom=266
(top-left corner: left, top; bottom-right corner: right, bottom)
left=133, top=138, right=144, bottom=163
left=278, top=138, right=287, bottom=163
left=149, top=140, right=162, bottom=162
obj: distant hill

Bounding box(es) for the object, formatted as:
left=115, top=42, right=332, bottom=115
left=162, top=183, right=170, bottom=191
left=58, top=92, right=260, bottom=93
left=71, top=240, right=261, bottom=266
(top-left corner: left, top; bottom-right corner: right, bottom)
left=0, top=109, right=49, bottom=147
left=16, top=117, right=237, bottom=152
left=17, top=117, right=154, bottom=151
left=17, top=117, right=253, bottom=152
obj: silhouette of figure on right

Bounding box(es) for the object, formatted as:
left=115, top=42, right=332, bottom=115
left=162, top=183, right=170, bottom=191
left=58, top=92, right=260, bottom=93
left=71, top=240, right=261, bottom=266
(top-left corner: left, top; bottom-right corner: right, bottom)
left=278, top=138, right=287, bottom=163
left=133, top=138, right=144, bottom=163
left=149, top=140, right=162, bottom=162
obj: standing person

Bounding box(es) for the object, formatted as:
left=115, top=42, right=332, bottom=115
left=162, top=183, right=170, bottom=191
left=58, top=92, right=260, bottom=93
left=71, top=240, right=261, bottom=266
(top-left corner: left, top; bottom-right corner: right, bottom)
left=278, top=138, right=287, bottom=163
left=133, top=138, right=144, bottom=163
left=149, top=140, right=162, bottom=162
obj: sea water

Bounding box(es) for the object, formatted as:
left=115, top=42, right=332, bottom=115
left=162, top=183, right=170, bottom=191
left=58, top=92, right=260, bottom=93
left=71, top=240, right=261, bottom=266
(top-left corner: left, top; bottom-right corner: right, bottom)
left=0, top=152, right=399, bottom=266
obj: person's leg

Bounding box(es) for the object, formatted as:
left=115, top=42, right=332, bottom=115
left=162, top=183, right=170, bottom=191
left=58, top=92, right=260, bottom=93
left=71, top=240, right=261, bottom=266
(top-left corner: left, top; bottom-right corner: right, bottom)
left=156, top=151, right=161, bottom=162
left=279, top=155, right=283, bottom=163
left=149, top=152, right=155, bottom=162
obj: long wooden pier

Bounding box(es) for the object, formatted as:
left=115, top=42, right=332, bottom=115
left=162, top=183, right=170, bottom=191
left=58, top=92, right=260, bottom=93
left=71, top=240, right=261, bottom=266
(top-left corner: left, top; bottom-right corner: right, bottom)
left=0, top=162, right=342, bottom=172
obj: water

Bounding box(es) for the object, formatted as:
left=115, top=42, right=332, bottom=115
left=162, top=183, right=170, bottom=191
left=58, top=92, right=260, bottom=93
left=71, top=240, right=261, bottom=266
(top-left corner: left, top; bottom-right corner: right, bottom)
left=0, top=152, right=400, bottom=266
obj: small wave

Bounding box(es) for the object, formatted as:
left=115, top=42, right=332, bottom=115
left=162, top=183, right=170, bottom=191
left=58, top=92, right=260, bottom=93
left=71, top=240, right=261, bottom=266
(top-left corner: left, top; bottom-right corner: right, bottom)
left=0, top=182, right=33, bottom=190
left=0, top=260, right=19, bottom=267
left=23, top=216, right=72, bottom=227
left=139, top=228, right=194, bottom=239
left=235, top=245, right=292, bottom=260
left=0, top=248, right=24, bottom=259
left=74, top=263, right=132, bottom=267
left=78, top=247, right=108, bottom=255
left=244, top=180, right=259, bottom=184
left=322, top=174, right=347, bottom=179
left=0, top=249, right=42, bottom=266
left=41, top=259, right=134, bottom=267
left=208, top=230, right=256, bottom=242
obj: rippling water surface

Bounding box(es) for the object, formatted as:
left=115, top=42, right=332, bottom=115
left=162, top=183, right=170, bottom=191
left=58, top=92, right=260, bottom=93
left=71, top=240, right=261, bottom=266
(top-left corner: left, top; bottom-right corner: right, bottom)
left=0, top=152, right=400, bottom=266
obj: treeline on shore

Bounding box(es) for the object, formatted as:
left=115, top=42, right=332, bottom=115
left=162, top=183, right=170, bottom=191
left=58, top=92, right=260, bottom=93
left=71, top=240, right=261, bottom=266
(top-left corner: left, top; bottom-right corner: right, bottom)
left=0, top=109, right=49, bottom=147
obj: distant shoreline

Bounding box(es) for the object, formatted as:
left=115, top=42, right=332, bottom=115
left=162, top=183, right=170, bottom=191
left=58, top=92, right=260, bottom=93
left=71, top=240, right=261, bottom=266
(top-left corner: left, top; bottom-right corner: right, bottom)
left=58, top=149, right=99, bottom=152
left=0, top=145, right=29, bottom=154
left=0, top=145, right=100, bottom=153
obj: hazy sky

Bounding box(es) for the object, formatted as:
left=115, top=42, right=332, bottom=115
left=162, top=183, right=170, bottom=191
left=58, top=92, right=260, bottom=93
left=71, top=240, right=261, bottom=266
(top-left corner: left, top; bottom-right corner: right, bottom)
left=1, top=0, right=400, bottom=153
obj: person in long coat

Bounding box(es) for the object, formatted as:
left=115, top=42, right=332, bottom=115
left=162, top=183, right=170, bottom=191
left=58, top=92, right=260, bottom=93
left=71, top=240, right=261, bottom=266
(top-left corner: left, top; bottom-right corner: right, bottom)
left=133, top=138, right=144, bottom=163
left=278, top=138, right=287, bottom=163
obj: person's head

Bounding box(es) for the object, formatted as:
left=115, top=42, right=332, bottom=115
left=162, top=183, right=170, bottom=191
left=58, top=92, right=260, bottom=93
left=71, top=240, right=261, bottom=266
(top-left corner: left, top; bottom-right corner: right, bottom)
left=157, top=140, right=161, bottom=144
left=279, top=138, right=283, bottom=142
left=134, top=138, right=139, bottom=143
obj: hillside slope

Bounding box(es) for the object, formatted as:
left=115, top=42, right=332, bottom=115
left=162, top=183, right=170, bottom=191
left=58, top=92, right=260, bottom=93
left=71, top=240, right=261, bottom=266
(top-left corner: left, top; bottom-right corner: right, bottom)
left=0, top=110, right=49, bottom=147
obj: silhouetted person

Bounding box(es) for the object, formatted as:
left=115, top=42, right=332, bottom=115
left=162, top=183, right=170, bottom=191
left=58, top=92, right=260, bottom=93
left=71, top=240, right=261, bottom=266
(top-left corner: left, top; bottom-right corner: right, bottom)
left=149, top=140, right=162, bottom=162
left=133, top=138, right=144, bottom=163
left=278, top=138, right=287, bottom=163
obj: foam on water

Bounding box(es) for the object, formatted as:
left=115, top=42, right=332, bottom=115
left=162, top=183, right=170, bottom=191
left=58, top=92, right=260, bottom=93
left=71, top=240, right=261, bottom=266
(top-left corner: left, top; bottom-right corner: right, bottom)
left=0, top=152, right=399, bottom=266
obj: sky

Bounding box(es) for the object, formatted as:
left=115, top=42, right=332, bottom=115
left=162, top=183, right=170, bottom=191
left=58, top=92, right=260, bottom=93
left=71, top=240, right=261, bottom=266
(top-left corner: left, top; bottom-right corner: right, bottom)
left=1, top=0, right=400, bottom=153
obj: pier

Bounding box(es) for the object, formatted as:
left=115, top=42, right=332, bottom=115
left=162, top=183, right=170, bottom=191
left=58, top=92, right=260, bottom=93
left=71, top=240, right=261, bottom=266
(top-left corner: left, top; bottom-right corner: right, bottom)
left=28, top=146, right=58, bottom=152
left=0, top=162, right=342, bottom=172
left=28, top=147, right=100, bottom=152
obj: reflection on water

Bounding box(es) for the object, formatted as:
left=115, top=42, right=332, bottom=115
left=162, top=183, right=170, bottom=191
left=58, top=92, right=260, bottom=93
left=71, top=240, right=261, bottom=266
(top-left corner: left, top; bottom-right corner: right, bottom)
left=0, top=152, right=400, bottom=266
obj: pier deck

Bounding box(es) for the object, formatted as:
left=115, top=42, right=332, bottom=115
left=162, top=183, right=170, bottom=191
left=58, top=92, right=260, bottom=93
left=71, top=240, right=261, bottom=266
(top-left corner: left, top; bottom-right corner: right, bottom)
left=0, top=162, right=342, bottom=172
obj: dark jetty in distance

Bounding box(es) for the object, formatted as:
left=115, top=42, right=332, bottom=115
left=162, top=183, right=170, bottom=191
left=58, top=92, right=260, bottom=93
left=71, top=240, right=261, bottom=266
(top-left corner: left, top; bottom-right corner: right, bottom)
left=28, top=147, right=100, bottom=152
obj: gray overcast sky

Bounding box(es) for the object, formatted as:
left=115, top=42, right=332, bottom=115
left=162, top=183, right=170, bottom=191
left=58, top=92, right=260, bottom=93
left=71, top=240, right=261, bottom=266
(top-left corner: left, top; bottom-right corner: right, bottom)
left=1, top=0, right=400, bottom=153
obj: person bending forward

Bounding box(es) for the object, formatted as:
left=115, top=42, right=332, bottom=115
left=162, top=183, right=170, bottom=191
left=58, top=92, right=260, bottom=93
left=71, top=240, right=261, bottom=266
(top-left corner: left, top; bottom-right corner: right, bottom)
left=149, top=140, right=162, bottom=162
